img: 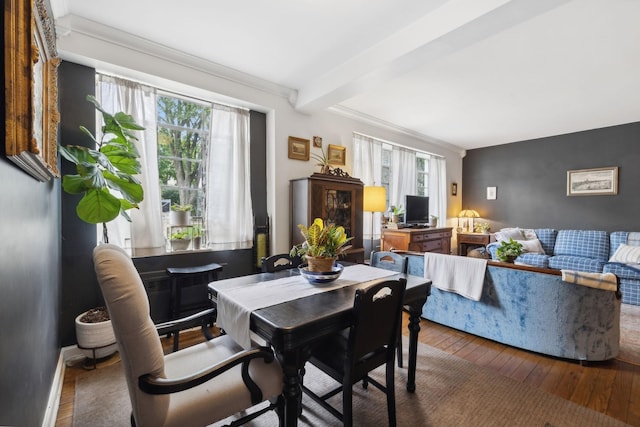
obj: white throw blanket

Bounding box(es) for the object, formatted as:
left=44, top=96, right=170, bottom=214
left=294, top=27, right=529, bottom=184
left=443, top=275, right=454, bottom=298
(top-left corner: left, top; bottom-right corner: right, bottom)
left=561, top=270, right=618, bottom=292
left=424, top=252, right=487, bottom=301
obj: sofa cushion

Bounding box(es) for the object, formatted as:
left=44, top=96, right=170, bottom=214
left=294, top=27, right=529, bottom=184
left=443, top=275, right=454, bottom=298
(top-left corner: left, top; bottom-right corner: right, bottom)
left=609, top=231, right=630, bottom=257
left=609, top=243, right=640, bottom=264
left=535, top=229, right=557, bottom=255
left=548, top=255, right=605, bottom=273
left=520, top=238, right=545, bottom=254
left=515, top=253, right=549, bottom=268
left=553, top=230, right=609, bottom=262
left=603, top=262, right=640, bottom=280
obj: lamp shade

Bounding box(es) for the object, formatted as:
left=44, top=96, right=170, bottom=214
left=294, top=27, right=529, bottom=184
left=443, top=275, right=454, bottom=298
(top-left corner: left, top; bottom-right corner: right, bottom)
left=363, top=186, right=387, bottom=212
left=459, top=209, right=480, bottom=218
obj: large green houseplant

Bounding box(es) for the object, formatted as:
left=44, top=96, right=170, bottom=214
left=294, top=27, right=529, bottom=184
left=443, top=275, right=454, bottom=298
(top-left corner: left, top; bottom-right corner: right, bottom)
left=290, top=218, right=353, bottom=271
left=59, top=95, right=145, bottom=243
left=60, top=95, right=145, bottom=361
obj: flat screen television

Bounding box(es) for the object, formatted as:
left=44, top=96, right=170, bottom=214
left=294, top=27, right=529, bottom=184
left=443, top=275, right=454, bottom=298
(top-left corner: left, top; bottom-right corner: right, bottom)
left=404, top=195, right=429, bottom=225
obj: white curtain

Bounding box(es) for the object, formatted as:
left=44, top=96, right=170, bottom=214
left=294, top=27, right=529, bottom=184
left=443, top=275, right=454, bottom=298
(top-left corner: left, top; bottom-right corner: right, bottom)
left=390, top=148, right=416, bottom=210
left=97, top=75, right=164, bottom=249
left=353, top=134, right=383, bottom=240
left=429, top=156, right=447, bottom=225
left=204, top=104, right=253, bottom=247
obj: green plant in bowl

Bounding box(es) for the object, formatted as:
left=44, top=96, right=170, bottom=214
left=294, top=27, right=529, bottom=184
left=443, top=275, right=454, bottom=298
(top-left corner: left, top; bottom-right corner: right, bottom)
left=496, top=238, right=523, bottom=262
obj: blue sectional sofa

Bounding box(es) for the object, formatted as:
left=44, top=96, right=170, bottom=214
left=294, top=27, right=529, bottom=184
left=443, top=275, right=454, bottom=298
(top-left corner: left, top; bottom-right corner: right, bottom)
left=404, top=253, right=621, bottom=362
left=486, top=229, right=640, bottom=306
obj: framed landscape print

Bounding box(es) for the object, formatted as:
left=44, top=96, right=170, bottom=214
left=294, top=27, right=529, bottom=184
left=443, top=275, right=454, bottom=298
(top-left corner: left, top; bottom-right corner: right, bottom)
left=327, top=144, right=346, bottom=166
left=5, top=0, right=60, bottom=181
left=288, top=136, right=310, bottom=161
left=567, top=167, right=618, bottom=196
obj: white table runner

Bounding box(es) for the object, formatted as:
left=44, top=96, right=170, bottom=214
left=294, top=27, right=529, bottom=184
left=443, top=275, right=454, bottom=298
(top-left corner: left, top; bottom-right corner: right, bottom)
left=216, top=264, right=398, bottom=348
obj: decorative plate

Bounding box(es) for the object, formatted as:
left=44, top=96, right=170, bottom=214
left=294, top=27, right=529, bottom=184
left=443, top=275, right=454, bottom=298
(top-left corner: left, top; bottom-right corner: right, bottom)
left=299, top=263, right=344, bottom=284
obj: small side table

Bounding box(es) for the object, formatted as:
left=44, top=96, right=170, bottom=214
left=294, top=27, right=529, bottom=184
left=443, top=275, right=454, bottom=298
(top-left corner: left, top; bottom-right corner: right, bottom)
left=457, top=232, right=495, bottom=256
left=166, top=262, right=222, bottom=351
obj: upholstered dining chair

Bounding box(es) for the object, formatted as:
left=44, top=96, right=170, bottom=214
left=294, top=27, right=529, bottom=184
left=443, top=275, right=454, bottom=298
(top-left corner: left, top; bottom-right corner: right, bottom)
left=370, top=251, right=408, bottom=367
left=93, top=244, right=284, bottom=427
left=301, top=278, right=407, bottom=427
left=261, top=253, right=302, bottom=272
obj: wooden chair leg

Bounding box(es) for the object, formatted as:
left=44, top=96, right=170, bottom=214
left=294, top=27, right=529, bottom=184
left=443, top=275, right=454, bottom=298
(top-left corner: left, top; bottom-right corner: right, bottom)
left=387, top=360, right=397, bottom=427
left=396, top=325, right=403, bottom=368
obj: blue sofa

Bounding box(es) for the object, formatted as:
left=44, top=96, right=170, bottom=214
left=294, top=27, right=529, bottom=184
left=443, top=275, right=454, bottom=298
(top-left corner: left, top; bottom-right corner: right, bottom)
left=486, top=229, right=640, bottom=306
left=405, top=253, right=621, bottom=362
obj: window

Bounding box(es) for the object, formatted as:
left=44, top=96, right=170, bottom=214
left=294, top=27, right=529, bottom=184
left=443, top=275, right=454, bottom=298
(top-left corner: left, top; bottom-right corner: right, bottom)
left=416, top=153, right=430, bottom=197
left=97, top=74, right=253, bottom=252
left=157, top=94, right=210, bottom=219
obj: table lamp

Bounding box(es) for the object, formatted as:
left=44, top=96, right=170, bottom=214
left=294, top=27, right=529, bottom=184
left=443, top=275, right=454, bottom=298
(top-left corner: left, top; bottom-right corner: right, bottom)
left=363, top=185, right=387, bottom=258
left=459, top=209, right=480, bottom=232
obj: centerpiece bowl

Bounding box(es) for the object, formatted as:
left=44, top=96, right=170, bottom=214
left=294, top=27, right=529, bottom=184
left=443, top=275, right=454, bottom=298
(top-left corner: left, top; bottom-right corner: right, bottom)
left=299, top=263, right=344, bottom=285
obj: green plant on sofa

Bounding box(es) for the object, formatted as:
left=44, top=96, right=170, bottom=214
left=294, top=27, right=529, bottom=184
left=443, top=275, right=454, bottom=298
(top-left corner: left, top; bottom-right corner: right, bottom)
left=496, top=238, right=523, bottom=262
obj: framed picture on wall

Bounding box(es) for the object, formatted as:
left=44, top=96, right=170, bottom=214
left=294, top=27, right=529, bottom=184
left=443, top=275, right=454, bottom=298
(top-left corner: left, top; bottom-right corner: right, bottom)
left=288, top=136, right=310, bottom=161
left=5, top=0, right=61, bottom=181
left=567, top=166, right=618, bottom=196
left=327, top=144, right=346, bottom=165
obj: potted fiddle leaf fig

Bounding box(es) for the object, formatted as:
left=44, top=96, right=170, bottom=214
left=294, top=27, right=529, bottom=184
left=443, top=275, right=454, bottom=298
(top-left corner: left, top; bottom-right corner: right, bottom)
left=59, top=95, right=145, bottom=361
left=59, top=95, right=145, bottom=243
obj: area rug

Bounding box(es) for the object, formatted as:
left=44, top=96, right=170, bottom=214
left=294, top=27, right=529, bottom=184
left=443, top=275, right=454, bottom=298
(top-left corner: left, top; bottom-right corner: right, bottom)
left=619, top=303, right=640, bottom=366
left=73, top=339, right=628, bottom=427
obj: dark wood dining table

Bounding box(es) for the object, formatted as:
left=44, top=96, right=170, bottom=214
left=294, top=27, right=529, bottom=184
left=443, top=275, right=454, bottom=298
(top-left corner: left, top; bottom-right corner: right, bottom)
left=208, top=267, right=431, bottom=427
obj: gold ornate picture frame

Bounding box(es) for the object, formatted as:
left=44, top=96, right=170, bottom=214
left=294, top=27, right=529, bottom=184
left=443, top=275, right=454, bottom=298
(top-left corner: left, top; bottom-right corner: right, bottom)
left=5, top=0, right=60, bottom=181
left=288, top=136, right=310, bottom=161
left=327, top=144, right=346, bottom=166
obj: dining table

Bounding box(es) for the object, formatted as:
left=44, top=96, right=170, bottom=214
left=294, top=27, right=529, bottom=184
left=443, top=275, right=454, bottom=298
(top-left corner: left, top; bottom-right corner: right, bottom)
left=208, top=263, right=431, bottom=427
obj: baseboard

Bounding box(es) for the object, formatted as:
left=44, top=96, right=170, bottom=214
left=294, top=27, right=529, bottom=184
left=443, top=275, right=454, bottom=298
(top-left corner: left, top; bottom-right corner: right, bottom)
left=41, top=351, right=66, bottom=427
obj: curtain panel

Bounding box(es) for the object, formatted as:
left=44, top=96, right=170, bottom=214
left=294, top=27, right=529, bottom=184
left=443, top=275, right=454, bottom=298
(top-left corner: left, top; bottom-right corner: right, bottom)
left=97, top=75, right=165, bottom=250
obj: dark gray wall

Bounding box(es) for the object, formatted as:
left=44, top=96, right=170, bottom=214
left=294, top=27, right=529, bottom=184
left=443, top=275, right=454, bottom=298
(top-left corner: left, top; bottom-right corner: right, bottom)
left=462, top=122, right=640, bottom=232
left=58, top=62, right=101, bottom=346
left=0, top=31, right=61, bottom=426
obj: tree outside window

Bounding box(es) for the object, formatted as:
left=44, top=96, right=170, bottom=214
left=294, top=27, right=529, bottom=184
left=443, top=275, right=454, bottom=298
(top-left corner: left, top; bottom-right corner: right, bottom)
left=157, top=95, right=210, bottom=218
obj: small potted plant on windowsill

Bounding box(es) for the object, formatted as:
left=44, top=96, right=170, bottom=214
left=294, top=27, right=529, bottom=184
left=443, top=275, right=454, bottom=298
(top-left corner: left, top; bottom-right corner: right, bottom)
left=496, top=238, right=524, bottom=263
left=170, top=229, right=192, bottom=251
left=170, top=204, right=192, bottom=226
left=290, top=218, right=353, bottom=272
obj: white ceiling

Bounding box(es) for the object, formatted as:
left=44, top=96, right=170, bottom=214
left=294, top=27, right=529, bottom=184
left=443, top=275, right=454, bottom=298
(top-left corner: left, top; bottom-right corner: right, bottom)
left=50, top=0, right=640, bottom=150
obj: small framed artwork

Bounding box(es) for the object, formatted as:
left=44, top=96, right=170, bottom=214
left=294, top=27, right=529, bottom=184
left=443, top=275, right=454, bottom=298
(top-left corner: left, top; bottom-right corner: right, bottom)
left=567, top=166, right=618, bottom=196
left=288, top=136, right=310, bottom=161
left=327, top=144, right=346, bottom=165
left=313, top=136, right=323, bottom=148
left=487, top=186, right=497, bottom=200
left=451, top=183, right=458, bottom=196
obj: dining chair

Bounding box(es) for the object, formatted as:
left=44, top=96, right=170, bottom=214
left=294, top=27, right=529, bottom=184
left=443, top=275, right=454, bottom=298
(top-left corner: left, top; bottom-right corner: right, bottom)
left=301, top=277, right=407, bottom=427
left=93, top=244, right=284, bottom=427
left=261, top=253, right=302, bottom=272
left=370, top=251, right=408, bottom=367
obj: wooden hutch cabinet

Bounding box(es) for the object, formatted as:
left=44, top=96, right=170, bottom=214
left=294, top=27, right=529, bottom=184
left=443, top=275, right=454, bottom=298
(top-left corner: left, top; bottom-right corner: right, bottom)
left=381, top=227, right=453, bottom=254
left=290, top=173, right=364, bottom=263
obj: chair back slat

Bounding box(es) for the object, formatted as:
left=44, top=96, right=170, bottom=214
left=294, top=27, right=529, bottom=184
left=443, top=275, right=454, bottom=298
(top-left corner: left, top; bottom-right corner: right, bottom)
left=349, top=278, right=406, bottom=370
left=370, top=251, right=408, bottom=274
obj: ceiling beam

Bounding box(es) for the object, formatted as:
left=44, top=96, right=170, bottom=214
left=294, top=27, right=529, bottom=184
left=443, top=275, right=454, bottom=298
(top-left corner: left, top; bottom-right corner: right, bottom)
left=294, top=0, right=572, bottom=114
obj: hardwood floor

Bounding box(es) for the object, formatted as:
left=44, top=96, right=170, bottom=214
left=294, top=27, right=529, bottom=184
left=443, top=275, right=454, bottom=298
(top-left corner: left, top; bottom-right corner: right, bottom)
left=56, top=314, right=640, bottom=426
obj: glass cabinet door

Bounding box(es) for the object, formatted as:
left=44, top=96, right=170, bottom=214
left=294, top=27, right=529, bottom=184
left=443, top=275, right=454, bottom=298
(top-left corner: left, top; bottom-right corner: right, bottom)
left=323, top=188, right=353, bottom=237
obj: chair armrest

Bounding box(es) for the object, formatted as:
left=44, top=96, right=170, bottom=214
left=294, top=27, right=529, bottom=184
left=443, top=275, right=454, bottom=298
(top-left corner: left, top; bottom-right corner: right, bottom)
left=155, top=308, right=216, bottom=337
left=139, top=345, right=276, bottom=403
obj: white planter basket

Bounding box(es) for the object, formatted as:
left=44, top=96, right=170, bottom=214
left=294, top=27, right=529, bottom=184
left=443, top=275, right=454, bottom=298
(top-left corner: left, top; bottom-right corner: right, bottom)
left=170, top=210, right=191, bottom=226
left=75, top=311, right=117, bottom=359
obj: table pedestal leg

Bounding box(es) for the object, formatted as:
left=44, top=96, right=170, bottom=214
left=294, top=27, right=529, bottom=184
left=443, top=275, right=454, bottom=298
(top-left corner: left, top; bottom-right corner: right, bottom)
left=406, top=303, right=423, bottom=393
left=276, top=347, right=309, bottom=427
